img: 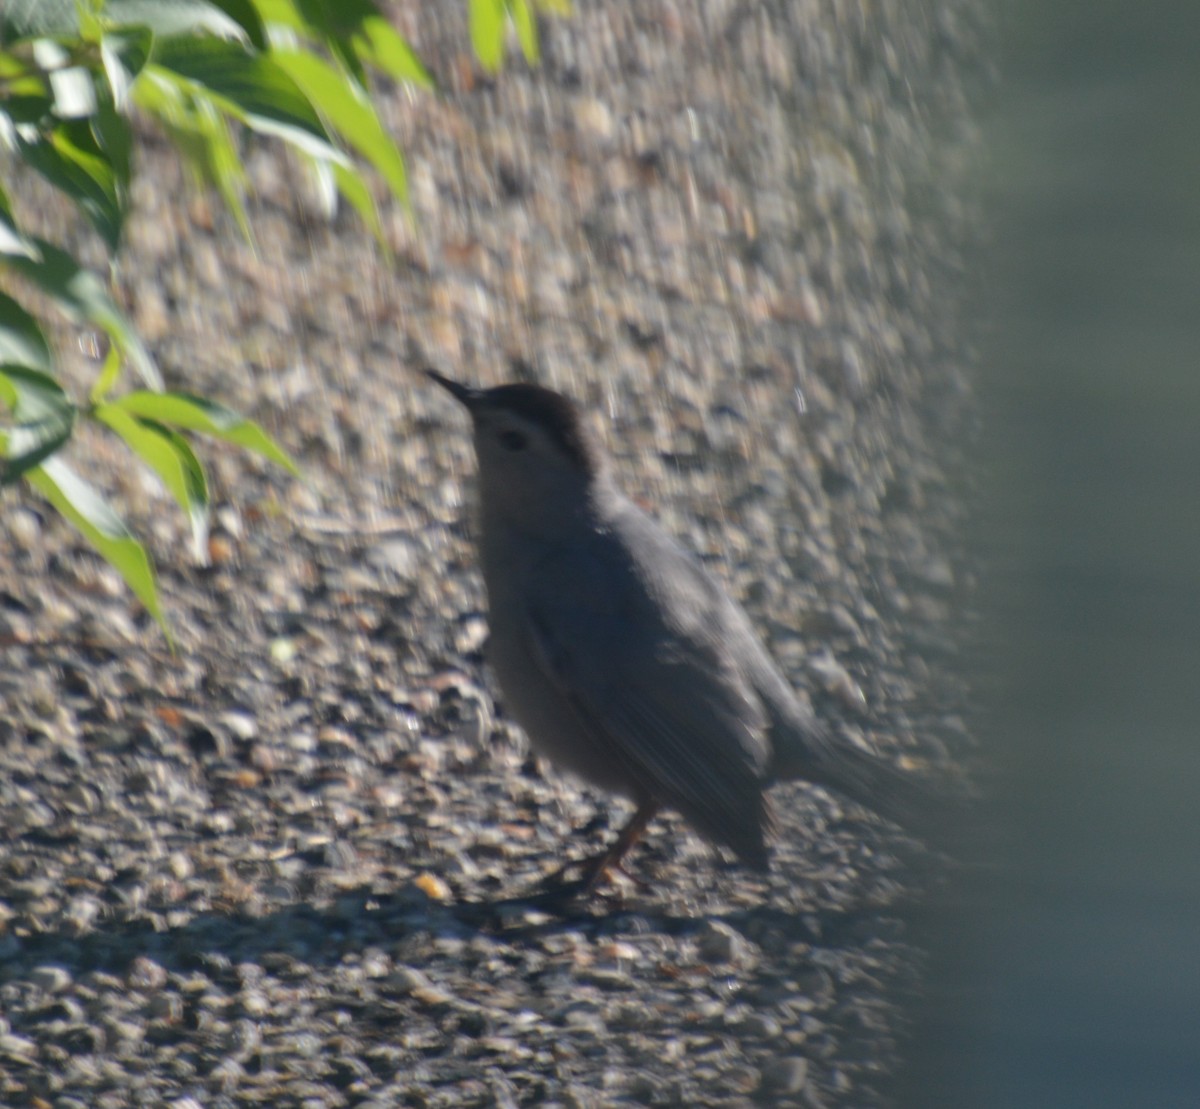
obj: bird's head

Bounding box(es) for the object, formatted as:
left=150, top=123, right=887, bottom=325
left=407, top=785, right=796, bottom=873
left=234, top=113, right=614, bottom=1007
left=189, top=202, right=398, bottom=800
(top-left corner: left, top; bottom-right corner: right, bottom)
left=427, top=372, right=613, bottom=535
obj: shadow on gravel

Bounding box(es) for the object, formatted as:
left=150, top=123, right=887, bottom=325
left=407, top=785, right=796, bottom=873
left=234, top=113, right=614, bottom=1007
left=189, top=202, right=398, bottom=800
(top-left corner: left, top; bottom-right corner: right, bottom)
left=1, top=880, right=913, bottom=983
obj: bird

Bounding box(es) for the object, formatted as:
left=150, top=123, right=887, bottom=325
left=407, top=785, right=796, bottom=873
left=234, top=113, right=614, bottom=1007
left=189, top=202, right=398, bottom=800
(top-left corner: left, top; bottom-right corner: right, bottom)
left=427, top=371, right=932, bottom=893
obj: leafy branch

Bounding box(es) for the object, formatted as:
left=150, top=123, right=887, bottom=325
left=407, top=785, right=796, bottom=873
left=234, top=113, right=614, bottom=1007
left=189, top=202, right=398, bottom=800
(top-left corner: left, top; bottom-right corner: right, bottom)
left=1, top=0, right=561, bottom=636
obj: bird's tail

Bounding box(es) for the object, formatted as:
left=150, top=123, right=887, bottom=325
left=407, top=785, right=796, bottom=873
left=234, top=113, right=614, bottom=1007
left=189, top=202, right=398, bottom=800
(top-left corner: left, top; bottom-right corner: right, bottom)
left=771, top=712, right=960, bottom=840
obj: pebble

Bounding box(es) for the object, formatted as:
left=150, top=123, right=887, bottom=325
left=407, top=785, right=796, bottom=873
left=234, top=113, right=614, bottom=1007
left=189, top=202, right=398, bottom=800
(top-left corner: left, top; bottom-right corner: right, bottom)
left=759, top=1055, right=810, bottom=1095
left=0, top=1032, right=37, bottom=1062
left=221, top=711, right=260, bottom=741
left=127, top=957, right=168, bottom=991
left=8, top=507, right=41, bottom=549
left=808, top=649, right=869, bottom=712
left=741, top=1012, right=783, bottom=1039
left=697, top=920, right=749, bottom=965
left=574, top=97, right=617, bottom=146
left=29, top=964, right=74, bottom=993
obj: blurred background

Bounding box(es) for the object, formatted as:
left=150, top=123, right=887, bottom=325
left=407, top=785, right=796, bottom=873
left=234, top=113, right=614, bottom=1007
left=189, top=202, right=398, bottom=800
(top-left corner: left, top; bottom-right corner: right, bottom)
left=898, top=2, right=1200, bottom=1106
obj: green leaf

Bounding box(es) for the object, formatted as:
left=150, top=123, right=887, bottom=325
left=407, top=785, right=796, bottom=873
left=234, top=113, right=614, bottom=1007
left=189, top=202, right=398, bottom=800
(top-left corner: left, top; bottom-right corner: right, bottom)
left=114, top=390, right=300, bottom=475
left=0, top=204, right=40, bottom=262
left=149, top=35, right=345, bottom=164
left=76, top=5, right=104, bottom=45
left=470, top=0, right=506, bottom=74
left=91, top=97, right=134, bottom=193
left=304, top=155, right=337, bottom=217
left=0, top=364, right=76, bottom=482
left=205, top=0, right=268, bottom=50
left=251, top=0, right=309, bottom=39
left=104, top=0, right=244, bottom=40
left=153, top=421, right=210, bottom=558
left=283, top=0, right=433, bottom=88
left=0, top=186, right=42, bottom=261
left=291, top=0, right=368, bottom=85
left=16, top=119, right=125, bottom=251
left=0, top=291, right=53, bottom=373
left=509, top=0, right=539, bottom=65
left=93, top=403, right=210, bottom=559
left=136, top=69, right=251, bottom=240
left=1, top=92, right=56, bottom=127
left=1, top=236, right=162, bottom=389
left=330, top=159, right=385, bottom=247
left=349, top=10, right=433, bottom=88
left=90, top=341, right=122, bottom=403
left=271, top=47, right=406, bottom=205
left=101, top=25, right=154, bottom=110
left=25, top=453, right=168, bottom=634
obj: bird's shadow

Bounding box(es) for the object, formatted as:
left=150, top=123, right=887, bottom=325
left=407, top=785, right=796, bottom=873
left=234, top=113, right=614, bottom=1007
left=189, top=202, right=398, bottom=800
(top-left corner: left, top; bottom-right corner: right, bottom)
left=0, top=872, right=916, bottom=987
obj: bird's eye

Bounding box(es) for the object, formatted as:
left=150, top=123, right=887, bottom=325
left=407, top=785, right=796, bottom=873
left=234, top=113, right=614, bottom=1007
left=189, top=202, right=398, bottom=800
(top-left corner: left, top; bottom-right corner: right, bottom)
left=499, top=429, right=528, bottom=452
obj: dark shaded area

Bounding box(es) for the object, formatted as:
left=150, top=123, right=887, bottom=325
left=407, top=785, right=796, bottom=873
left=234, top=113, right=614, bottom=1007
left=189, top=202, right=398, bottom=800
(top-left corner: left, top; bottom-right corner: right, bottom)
left=897, top=4, right=1200, bottom=1106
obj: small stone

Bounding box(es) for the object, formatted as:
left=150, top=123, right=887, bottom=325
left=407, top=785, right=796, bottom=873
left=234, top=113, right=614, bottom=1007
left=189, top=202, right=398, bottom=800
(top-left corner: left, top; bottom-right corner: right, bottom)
left=62, top=782, right=98, bottom=814
left=238, top=989, right=270, bottom=1017
left=826, top=603, right=865, bottom=641
left=60, top=664, right=96, bottom=698
left=454, top=614, right=489, bottom=655
left=210, top=1055, right=245, bottom=1089
left=55, top=1097, right=90, bottom=1109
left=697, top=920, right=745, bottom=965
left=29, top=965, right=73, bottom=993
left=8, top=507, right=41, bottom=550
left=63, top=895, right=102, bottom=934
left=225, top=1017, right=262, bottom=1060
left=575, top=97, right=616, bottom=145
left=407, top=872, right=449, bottom=902
left=741, top=1012, right=782, bottom=1039
left=185, top=722, right=229, bottom=759
left=127, top=956, right=168, bottom=991
left=105, top=1018, right=145, bottom=1044
left=366, top=537, right=421, bottom=579
left=759, top=1056, right=809, bottom=1095
left=582, top=967, right=634, bottom=991
left=807, top=650, right=867, bottom=712
left=0, top=1032, right=37, bottom=1063
left=916, top=554, right=956, bottom=592
left=40, top=997, right=86, bottom=1027
left=148, top=992, right=184, bottom=1022
left=361, top=950, right=391, bottom=978
left=563, top=1007, right=607, bottom=1036
left=220, top=711, right=259, bottom=741
left=840, top=338, right=870, bottom=397
left=389, top=966, right=433, bottom=994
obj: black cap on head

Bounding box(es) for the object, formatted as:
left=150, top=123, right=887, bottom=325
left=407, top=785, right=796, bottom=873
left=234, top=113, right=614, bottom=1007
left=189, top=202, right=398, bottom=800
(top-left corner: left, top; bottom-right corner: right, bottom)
left=427, top=372, right=605, bottom=478
left=485, top=383, right=601, bottom=474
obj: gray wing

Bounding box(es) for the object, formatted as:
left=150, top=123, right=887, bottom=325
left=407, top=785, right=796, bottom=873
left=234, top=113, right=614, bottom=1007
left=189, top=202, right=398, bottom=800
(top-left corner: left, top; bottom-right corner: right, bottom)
left=524, top=505, right=774, bottom=867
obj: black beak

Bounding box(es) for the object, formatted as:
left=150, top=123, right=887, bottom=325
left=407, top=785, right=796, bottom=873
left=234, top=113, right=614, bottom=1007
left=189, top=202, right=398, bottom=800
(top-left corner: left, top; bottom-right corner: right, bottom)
left=426, top=370, right=480, bottom=409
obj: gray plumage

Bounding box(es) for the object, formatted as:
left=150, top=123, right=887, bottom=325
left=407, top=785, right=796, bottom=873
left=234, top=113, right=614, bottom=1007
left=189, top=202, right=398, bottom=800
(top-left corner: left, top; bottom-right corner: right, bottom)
left=428, top=372, right=926, bottom=874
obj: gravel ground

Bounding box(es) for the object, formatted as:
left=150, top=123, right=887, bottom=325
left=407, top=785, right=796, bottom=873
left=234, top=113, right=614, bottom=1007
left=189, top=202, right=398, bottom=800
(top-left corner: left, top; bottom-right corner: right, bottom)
left=1, top=2, right=981, bottom=1105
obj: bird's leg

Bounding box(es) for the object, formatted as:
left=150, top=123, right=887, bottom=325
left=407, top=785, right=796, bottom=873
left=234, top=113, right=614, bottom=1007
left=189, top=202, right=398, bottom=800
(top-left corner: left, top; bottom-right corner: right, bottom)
left=537, top=800, right=660, bottom=897
left=582, top=799, right=659, bottom=893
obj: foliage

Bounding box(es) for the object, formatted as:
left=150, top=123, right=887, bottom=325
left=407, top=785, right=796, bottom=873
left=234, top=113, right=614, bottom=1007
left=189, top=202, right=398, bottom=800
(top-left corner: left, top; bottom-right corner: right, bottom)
left=0, top=0, right=558, bottom=635
left=470, top=0, right=572, bottom=74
